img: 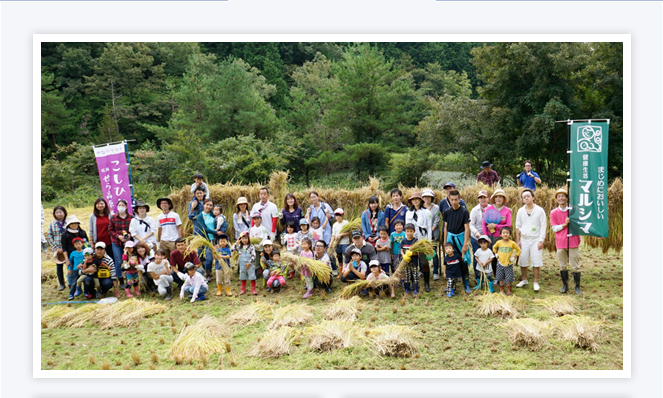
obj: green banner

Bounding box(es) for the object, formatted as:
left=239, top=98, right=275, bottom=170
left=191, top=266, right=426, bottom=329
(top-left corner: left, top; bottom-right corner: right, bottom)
left=568, top=121, right=609, bottom=237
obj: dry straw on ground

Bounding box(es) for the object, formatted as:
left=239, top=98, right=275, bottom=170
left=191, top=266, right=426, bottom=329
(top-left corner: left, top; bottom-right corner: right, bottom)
left=475, top=294, right=526, bottom=319
left=306, top=320, right=363, bottom=352
left=280, top=252, right=331, bottom=285
left=57, top=304, right=98, bottom=328
left=366, top=325, right=421, bottom=358
left=92, top=299, right=166, bottom=330
left=41, top=306, right=74, bottom=327
left=500, top=318, right=548, bottom=351
left=323, top=296, right=362, bottom=321
left=339, top=280, right=371, bottom=299
left=170, top=315, right=229, bottom=362
left=226, top=301, right=273, bottom=326
left=41, top=261, right=58, bottom=283
left=268, top=304, right=314, bottom=329
left=533, top=296, right=576, bottom=317
left=549, top=315, right=604, bottom=351
left=249, top=326, right=301, bottom=359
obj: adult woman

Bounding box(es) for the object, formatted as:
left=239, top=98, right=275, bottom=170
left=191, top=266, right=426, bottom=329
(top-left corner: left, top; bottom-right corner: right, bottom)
left=361, top=196, right=385, bottom=247
left=89, top=198, right=112, bottom=258
left=130, top=201, right=157, bottom=250
left=482, top=189, right=512, bottom=281
left=422, top=189, right=441, bottom=280
left=109, top=199, right=133, bottom=288
left=47, top=205, right=68, bottom=290
left=405, top=191, right=432, bottom=291
left=233, top=197, right=251, bottom=240
left=135, top=241, right=156, bottom=293
left=280, top=193, right=303, bottom=233
left=61, top=215, right=90, bottom=288
left=305, top=191, right=334, bottom=245
left=192, top=198, right=218, bottom=280
left=313, top=240, right=333, bottom=294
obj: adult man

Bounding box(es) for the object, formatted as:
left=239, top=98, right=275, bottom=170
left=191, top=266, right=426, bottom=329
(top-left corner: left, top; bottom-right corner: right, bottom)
left=550, top=188, right=582, bottom=294
left=156, top=197, right=182, bottom=260
left=83, top=242, right=119, bottom=299
left=443, top=190, right=471, bottom=293
left=342, top=230, right=378, bottom=279
left=438, top=182, right=467, bottom=214
left=517, top=160, right=542, bottom=190
left=477, top=160, right=500, bottom=187
left=251, top=187, right=279, bottom=241
left=469, top=190, right=490, bottom=288
left=169, top=237, right=202, bottom=289
left=514, top=189, right=547, bottom=292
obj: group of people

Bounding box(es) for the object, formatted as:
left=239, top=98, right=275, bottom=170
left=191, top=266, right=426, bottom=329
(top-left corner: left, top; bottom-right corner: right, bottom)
left=44, top=161, right=582, bottom=303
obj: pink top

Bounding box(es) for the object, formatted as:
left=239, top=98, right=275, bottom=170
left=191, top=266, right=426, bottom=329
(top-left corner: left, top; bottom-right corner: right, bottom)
left=299, top=250, right=313, bottom=277
left=482, top=205, right=512, bottom=238
left=550, top=207, right=580, bottom=249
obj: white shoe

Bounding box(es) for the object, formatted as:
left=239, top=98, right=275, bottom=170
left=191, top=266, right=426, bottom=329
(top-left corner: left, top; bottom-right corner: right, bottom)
left=516, top=280, right=529, bottom=288
left=433, top=274, right=440, bottom=280
left=332, top=269, right=339, bottom=277
left=533, top=282, right=540, bottom=292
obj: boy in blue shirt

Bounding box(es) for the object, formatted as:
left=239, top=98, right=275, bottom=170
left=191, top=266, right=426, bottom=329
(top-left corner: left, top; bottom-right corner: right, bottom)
left=67, top=238, right=86, bottom=299
left=214, top=234, right=233, bottom=296
left=390, top=220, right=406, bottom=274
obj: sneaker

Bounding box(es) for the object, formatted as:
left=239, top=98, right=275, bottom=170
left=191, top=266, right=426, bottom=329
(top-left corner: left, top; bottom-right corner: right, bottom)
left=433, top=274, right=440, bottom=281
left=516, top=280, right=529, bottom=288
left=533, top=282, right=540, bottom=292
left=68, top=295, right=74, bottom=300
left=331, top=269, right=339, bottom=277
left=86, top=294, right=93, bottom=300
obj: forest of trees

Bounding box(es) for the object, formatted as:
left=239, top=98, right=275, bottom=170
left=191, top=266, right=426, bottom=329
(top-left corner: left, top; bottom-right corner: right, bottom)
left=41, top=42, right=623, bottom=202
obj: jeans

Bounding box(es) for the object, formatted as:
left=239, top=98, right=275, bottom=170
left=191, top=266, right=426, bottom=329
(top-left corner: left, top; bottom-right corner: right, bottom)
left=184, top=285, right=208, bottom=295
left=341, top=272, right=362, bottom=283
left=263, top=268, right=271, bottom=280
left=111, top=243, right=124, bottom=280
left=335, top=244, right=348, bottom=271
left=83, top=276, right=113, bottom=297
left=197, top=247, right=213, bottom=275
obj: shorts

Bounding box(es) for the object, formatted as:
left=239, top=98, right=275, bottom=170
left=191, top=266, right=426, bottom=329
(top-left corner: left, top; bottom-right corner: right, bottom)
left=495, top=262, right=514, bottom=284
left=520, top=239, right=543, bottom=268
left=124, top=271, right=139, bottom=285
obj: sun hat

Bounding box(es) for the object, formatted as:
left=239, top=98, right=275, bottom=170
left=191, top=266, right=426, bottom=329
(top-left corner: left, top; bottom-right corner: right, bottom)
left=481, top=160, right=493, bottom=169
left=351, top=230, right=363, bottom=238
left=134, top=200, right=150, bottom=212
left=334, top=208, right=344, bottom=215
left=236, top=197, right=249, bottom=206
left=251, top=211, right=262, bottom=218
left=407, top=191, right=423, bottom=204
left=156, top=197, right=173, bottom=210
left=262, top=239, right=273, bottom=247
left=369, top=260, right=380, bottom=267
left=83, top=247, right=95, bottom=256
left=64, top=215, right=81, bottom=228
left=490, top=189, right=509, bottom=205
left=299, top=218, right=309, bottom=225
left=442, top=182, right=456, bottom=189
left=125, top=241, right=135, bottom=248
left=421, top=189, right=435, bottom=198
left=477, top=190, right=489, bottom=198
left=478, top=235, right=491, bottom=244
left=95, top=242, right=107, bottom=249
left=554, top=188, right=569, bottom=198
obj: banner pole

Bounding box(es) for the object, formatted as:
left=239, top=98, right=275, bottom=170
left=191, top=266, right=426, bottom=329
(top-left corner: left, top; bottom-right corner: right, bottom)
left=566, top=120, right=571, bottom=265
left=124, top=140, right=137, bottom=210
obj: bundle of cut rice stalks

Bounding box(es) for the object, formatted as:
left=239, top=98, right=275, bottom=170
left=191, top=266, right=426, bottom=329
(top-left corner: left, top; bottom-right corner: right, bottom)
left=41, top=261, right=58, bottom=283
left=268, top=304, right=314, bottom=329
left=323, top=296, right=362, bottom=321
left=306, top=320, right=363, bottom=351
left=56, top=304, right=98, bottom=328
left=280, top=252, right=331, bottom=285
left=249, top=326, right=301, bottom=359
left=366, top=325, right=421, bottom=358
left=41, top=305, right=74, bottom=327
left=389, top=239, right=435, bottom=283
left=226, top=301, right=273, bottom=326
left=170, top=315, right=229, bottom=362
left=113, top=301, right=167, bottom=328
left=339, top=280, right=371, bottom=299
left=549, top=315, right=604, bottom=351
left=500, top=318, right=548, bottom=351
left=475, top=294, right=526, bottom=319
left=184, top=236, right=231, bottom=273
left=327, top=218, right=361, bottom=255
left=92, top=299, right=166, bottom=330
left=533, top=296, right=576, bottom=317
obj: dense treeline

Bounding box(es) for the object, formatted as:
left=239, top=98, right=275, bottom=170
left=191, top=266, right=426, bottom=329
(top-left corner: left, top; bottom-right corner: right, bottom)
left=41, top=42, right=623, bottom=202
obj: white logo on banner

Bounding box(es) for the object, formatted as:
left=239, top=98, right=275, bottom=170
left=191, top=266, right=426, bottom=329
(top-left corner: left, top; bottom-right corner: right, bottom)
left=577, top=125, right=602, bottom=153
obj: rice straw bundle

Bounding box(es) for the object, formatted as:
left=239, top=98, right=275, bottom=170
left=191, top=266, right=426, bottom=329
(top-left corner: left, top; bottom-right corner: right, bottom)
left=250, top=237, right=263, bottom=246
left=226, top=301, right=274, bottom=326
left=91, top=299, right=142, bottom=329
left=584, top=178, right=623, bottom=253
left=170, top=315, right=229, bottom=361
left=500, top=318, right=548, bottom=351
left=306, top=320, right=363, bottom=351
left=533, top=296, right=576, bottom=317
left=475, top=294, right=526, bottom=319
left=550, top=315, right=604, bottom=351
left=57, top=304, right=98, bottom=328
left=366, top=325, right=421, bottom=357
left=339, top=280, right=371, bottom=299
left=389, top=239, right=435, bottom=282
left=113, top=301, right=167, bottom=328
left=41, top=306, right=74, bottom=327
left=323, top=296, right=362, bottom=321
left=249, top=326, right=301, bottom=358
left=268, top=304, right=314, bottom=329
left=280, top=252, right=331, bottom=285
left=327, top=218, right=361, bottom=255
left=184, top=236, right=231, bottom=273
left=41, top=261, right=58, bottom=283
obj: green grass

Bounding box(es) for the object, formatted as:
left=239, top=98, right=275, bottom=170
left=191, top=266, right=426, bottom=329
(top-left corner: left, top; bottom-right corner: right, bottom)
left=40, top=247, right=623, bottom=371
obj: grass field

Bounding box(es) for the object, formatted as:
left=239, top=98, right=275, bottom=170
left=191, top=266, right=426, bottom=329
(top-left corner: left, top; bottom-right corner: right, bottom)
left=40, top=240, right=624, bottom=371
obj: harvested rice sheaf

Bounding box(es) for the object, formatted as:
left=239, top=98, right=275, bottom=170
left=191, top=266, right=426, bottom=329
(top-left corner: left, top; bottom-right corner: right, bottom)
left=323, top=296, right=362, bottom=321
left=366, top=325, right=421, bottom=358
left=268, top=304, right=314, bottom=329
left=339, top=280, right=371, bottom=299
left=533, top=296, right=576, bottom=317
left=500, top=318, right=548, bottom=351
left=226, top=301, right=274, bottom=326
left=550, top=315, right=604, bottom=351
left=169, top=315, right=229, bottom=362
left=280, top=252, right=331, bottom=285
left=249, top=326, right=301, bottom=359
left=475, top=294, right=526, bottom=319
left=58, top=304, right=98, bottom=328
left=41, top=261, right=58, bottom=283
left=41, top=306, right=75, bottom=327
left=185, top=236, right=232, bottom=273
left=92, top=299, right=166, bottom=330
left=306, top=320, right=363, bottom=351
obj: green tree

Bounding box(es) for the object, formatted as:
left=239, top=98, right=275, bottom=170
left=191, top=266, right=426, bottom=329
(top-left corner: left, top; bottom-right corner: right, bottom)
left=41, top=70, right=76, bottom=161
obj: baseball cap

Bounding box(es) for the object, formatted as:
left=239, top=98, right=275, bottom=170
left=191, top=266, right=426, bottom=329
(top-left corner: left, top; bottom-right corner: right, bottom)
left=369, top=260, right=380, bottom=267
left=351, top=230, right=362, bottom=238
left=334, top=208, right=344, bottom=215
left=83, top=248, right=94, bottom=256
left=350, top=248, right=362, bottom=255
left=184, top=262, right=196, bottom=270
left=95, top=242, right=106, bottom=249
left=262, top=239, right=273, bottom=247
left=299, top=218, right=309, bottom=225
left=125, top=241, right=135, bottom=248
left=251, top=212, right=262, bottom=218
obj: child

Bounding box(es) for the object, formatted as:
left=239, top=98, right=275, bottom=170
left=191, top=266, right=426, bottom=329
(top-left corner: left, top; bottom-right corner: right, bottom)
left=296, top=219, right=312, bottom=249
left=492, top=226, right=521, bottom=295
left=443, top=243, right=463, bottom=298
left=400, top=223, right=419, bottom=295
left=214, top=234, right=233, bottom=296
left=384, top=188, right=408, bottom=234
left=473, top=235, right=495, bottom=293
left=329, top=208, right=349, bottom=276
left=310, top=216, right=326, bottom=246
left=390, top=220, right=405, bottom=274
left=366, top=260, right=395, bottom=299
left=68, top=245, right=90, bottom=299
left=299, top=238, right=315, bottom=299
left=266, top=250, right=287, bottom=293
left=190, top=172, right=210, bottom=198
left=121, top=241, right=140, bottom=297
left=67, top=238, right=86, bottom=299
left=281, top=221, right=299, bottom=254
left=178, top=262, right=208, bottom=302
left=341, top=247, right=367, bottom=284
left=147, top=249, right=174, bottom=300
left=232, top=231, right=257, bottom=295
left=213, top=204, right=228, bottom=235
left=375, top=226, right=392, bottom=275
left=77, top=250, right=102, bottom=299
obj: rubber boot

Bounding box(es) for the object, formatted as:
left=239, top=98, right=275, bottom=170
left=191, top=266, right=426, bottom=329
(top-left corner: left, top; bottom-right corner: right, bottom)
left=118, top=277, right=126, bottom=289
left=56, top=264, right=66, bottom=290
left=559, top=270, right=569, bottom=293
left=487, top=277, right=495, bottom=293
left=473, top=277, right=482, bottom=290
left=303, top=289, right=313, bottom=299
left=250, top=280, right=257, bottom=295
left=216, top=285, right=223, bottom=296
left=463, top=277, right=471, bottom=294
left=506, top=285, right=513, bottom=296
left=450, top=288, right=455, bottom=296
left=573, top=272, right=582, bottom=295
left=240, top=280, right=247, bottom=295
left=124, top=288, right=133, bottom=298
left=133, top=285, right=140, bottom=296
left=404, top=282, right=411, bottom=294
left=423, top=272, right=431, bottom=292
left=446, top=288, right=453, bottom=298
left=413, top=283, right=419, bottom=295
left=225, top=286, right=233, bottom=296
left=196, top=293, right=206, bottom=301
left=165, top=286, right=173, bottom=301
left=499, top=284, right=505, bottom=294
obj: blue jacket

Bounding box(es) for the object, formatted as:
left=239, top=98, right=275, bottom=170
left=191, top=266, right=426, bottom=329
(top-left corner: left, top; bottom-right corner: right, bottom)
left=361, top=209, right=385, bottom=239
left=188, top=197, right=205, bottom=221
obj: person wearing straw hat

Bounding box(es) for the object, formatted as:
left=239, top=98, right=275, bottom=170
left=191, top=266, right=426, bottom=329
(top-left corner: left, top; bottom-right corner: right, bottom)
left=482, top=189, right=512, bottom=287
left=130, top=200, right=157, bottom=250
left=442, top=189, right=472, bottom=293
left=422, top=189, right=441, bottom=281
left=514, top=189, right=547, bottom=292
left=405, top=191, right=432, bottom=292
left=550, top=188, right=582, bottom=295
left=477, top=160, right=500, bottom=187
left=47, top=205, right=69, bottom=290
left=233, top=197, right=251, bottom=240
left=156, top=197, right=182, bottom=261
left=470, top=190, right=490, bottom=288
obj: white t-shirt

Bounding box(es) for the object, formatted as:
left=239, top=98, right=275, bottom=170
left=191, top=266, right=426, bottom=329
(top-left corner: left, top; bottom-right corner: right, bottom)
left=147, top=260, right=170, bottom=276
left=157, top=212, right=182, bottom=242
left=366, top=271, right=389, bottom=282
left=250, top=225, right=269, bottom=248
left=331, top=220, right=350, bottom=245
left=250, top=201, right=278, bottom=236
left=311, top=226, right=324, bottom=244
left=130, top=215, right=157, bottom=245
left=474, top=248, right=495, bottom=273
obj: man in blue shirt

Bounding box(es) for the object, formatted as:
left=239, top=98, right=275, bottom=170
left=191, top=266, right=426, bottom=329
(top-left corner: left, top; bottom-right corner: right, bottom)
left=517, top=160, right=542, bottom=190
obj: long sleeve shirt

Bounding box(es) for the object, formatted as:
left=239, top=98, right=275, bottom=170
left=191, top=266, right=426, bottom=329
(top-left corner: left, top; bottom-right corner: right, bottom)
left=482, top=205, right=512, bottom=238
left=179, top=271, right=208, bottom=299
left=109, top=213, right=133, bottom=246
left=47, top=219, right=66, bottom=250
left=515, top=205, right=547, bottom=243
left=469, top=204, right=488, bottom=239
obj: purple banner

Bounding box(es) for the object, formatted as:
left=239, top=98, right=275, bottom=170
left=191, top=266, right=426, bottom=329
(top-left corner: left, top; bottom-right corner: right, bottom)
left=94, top=143, right=133, bottom=214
